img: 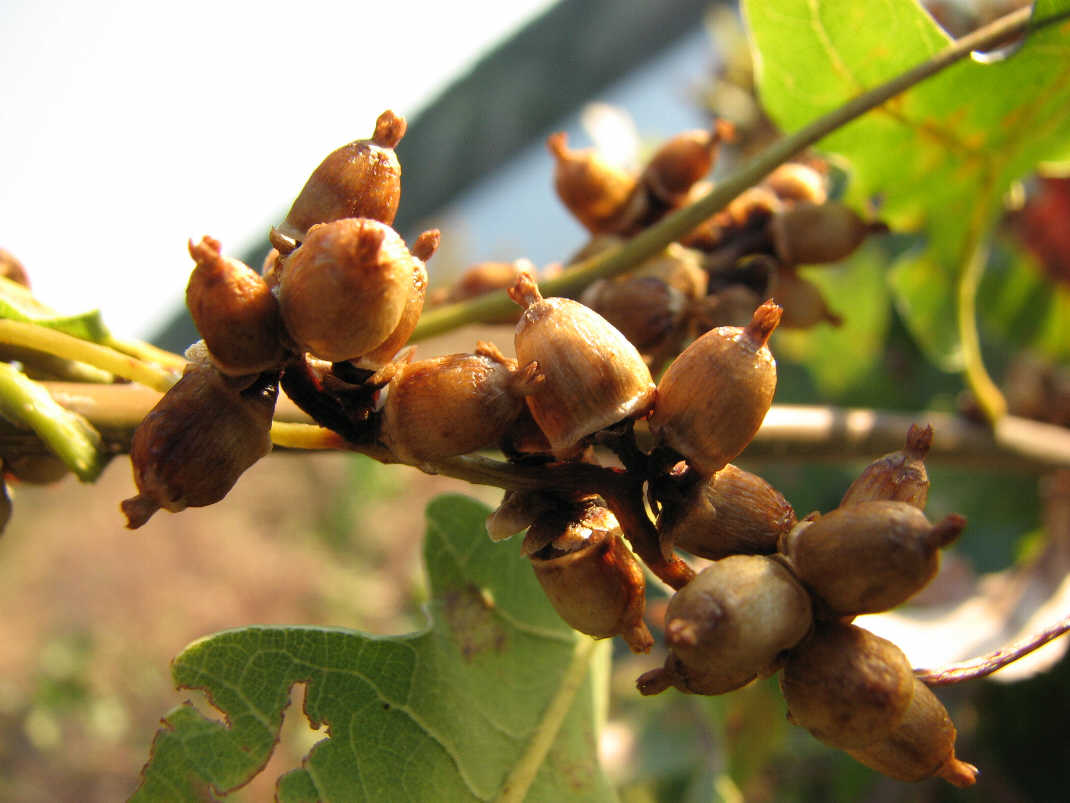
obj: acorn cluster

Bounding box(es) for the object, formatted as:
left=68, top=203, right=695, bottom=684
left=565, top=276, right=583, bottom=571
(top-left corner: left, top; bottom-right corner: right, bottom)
left=637, top=424, right=977, bottom=787
left=118, top=112, right=974, bottom=787
left=433, top=121, right=885, bottom=371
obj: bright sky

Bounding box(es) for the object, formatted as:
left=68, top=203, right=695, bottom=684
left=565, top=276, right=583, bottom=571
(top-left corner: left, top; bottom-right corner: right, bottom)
left=0, top=0, right=557, bottom=338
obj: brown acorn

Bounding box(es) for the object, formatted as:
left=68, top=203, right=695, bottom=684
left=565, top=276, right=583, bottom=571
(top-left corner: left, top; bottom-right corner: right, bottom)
left=656, top=463, right=796, bottom=560
left=762, top=162, right=828, bottom=205
left=355, top=229, right=439, bottom=369
left=637, top=554, right=812, bottom=696
left=378, top=342, right=538, bottom=466
left=510, top=270, right=655, bottom=457
left=681, top=185, right=782, bottom=252
left=278, top=218, right=416, bottom=362
left=846, top=677, right=978, bottom=787
left=525, top=501, right=653, bottom=653
left=277, top=109, right=406, bottom=241
left=435, top=258, right=533, bottom=325
left=641, top=120, right=733, bottom=206
left=3, top=452, right=71, bottom=485
left=780, top=622, right=915, bottom=750
left=649, top=300, right=781, bottom=475
left=0, top=248, right=30, bottom=288
left=547, top=131, right=643, bottom=234
left=485, top=490, right=555, bottom=542
left=841, top=424, right=932, bottom=510
left=780, top=500, right=965, bottom=616
left=120, top=364, right=277, bottom=529
left=580, top=275, right=686, bottom=353
left=631, top=243, right=709, bottom=301
left=769, top=201, right=879, bottom=266
left=186, top=236, right=286, bottom=376
left=769, top=265, right=843, bottom=329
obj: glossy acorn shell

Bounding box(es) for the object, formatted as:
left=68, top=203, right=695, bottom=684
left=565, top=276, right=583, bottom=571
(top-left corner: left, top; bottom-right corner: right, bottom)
left=512, top=275, right=655, bottom=456
left=186, top=236, right=285, bottom=376
left=120, top=365, right=277, bottom=528
left=780, top=500, right=965, bottom=616
left=651, top=554, right=812, bottom=695
left=580, top=275, right=686, bottom=352
left=657, top=463, right=796, bottom=560
left=762, top=162, right=828, bottom=205
left=547, top=132, right=642, bottom=234
left=769, top=201, right=872, bottom=266
left=279, top=110, right=405, bottom=239
left=780, top=622, right=915, bottom=750
left=526, top=504, right=653, bottom=653
left=641, top=125, right=725, bottom=205
left=354, top=236, right=434, bottom=370
left=279, top=218, right=413, bottom=362
left=840, top=424, right=932, bottom=510
left=649, top=301, right=781, bottom=475
left=846, top=677, right=977, bottom=787
left=379, top=348, right=528, bottom=465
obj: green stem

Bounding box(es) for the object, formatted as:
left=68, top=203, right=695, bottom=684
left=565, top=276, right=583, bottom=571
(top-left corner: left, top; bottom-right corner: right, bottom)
left=0, top=320, right=179, bottom=393
left=494, top=637, right=599, bottom=803
left=957, top=217, right=1007, bottom=424
left=411, top=4, right=1062, bottom=341
left=0, top=363, right=106, bottom=481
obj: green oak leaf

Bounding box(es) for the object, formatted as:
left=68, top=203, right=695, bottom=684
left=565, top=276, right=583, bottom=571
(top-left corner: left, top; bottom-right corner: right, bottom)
left=744, top=0, right=1070, bottom=369
left=132, top=495, right=614, bottom=803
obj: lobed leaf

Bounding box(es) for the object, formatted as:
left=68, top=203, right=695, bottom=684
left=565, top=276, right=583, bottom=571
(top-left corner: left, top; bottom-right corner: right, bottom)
left=744, top=0, right=1070, bottom=368
left=132, top=495, right=614, bottom=802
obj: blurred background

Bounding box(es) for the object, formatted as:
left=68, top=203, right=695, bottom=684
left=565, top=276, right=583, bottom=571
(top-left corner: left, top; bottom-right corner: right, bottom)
left=2, top=0, right=1069, bottom=800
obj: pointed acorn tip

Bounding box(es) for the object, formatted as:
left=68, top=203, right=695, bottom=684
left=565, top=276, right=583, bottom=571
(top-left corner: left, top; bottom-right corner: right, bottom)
left=372, top=109, right=407, bottom=148
left=744, top=299, right=783, bottom=347
left=121, top=494, right=159, bottom=529
left=188, top=235, right=222, bottom=264
left=929, top=513, right=967, bottom=549
left=938, top=757, right=978, bottom=788
left=636, top=667, right=673, bottom=696
left=546, top=131, right=569, bottom=160
left=906, top=423, right=934, bottom=458
left=508, top=269, right=543, bottom=309
left=412, top=229, right=440, bottom=262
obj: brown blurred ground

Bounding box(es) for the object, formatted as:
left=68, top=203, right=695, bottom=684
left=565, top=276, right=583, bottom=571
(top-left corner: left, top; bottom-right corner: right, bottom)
left=0, top=434, right=503, bottom=801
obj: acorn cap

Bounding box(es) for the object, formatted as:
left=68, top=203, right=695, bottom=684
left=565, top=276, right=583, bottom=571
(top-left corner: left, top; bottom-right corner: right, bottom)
left=780, top=622, right=915, bottom=750
left=657, top=463, right=796, bottom=560
left=840, top=423, right=932, bottom=510
left=527, top=502, right=653, bottom=653
left=279, top=109, right=405, bottom=240
left=186, top=236, right=286, bottom=376
left=649, top=300, right=781, bottom=475
left=781, top=500, right=966, bottom=616
left=379, top=343, right=535, bottom=465
left=510, top=271, right=655, bottom=457
left=279, top=218, right=415, bottom=362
